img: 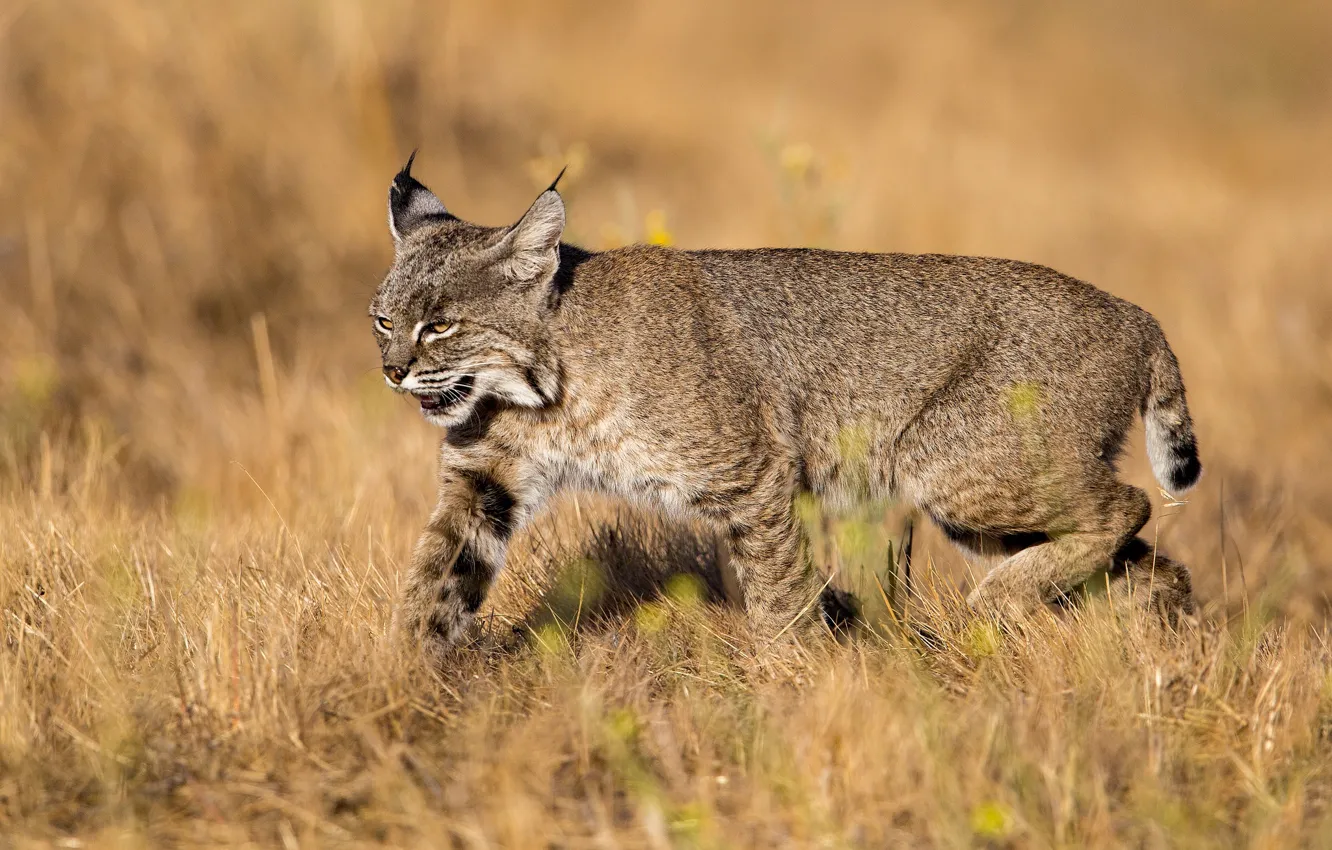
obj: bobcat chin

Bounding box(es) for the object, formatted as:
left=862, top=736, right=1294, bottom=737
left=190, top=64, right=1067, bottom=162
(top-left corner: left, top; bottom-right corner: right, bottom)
left=371, top=154, right=1201, bottom=657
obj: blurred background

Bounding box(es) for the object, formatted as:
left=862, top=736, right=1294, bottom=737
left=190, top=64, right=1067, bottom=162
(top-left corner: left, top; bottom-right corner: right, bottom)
left=3, top=0, right=1331, bottom=620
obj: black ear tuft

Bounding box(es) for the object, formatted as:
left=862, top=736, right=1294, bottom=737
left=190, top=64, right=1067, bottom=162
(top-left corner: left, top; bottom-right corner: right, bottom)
left=388, top=151, right=450, bottom=243
left=391, top=149, right=420, bottom=194
left=545, top=165, right=568, bottom=194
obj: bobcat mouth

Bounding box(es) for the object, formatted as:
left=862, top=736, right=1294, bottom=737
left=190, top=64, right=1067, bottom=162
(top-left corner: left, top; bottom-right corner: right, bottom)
left=414, top=376, right=475, bottom=415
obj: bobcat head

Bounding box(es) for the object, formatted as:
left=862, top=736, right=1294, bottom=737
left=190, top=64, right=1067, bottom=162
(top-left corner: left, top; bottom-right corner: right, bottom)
left=370, top=154, right=566, bottom=427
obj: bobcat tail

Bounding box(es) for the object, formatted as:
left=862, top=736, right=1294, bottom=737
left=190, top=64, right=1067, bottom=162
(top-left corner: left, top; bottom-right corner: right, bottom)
left=1143, top=335, right=1202, bottom=494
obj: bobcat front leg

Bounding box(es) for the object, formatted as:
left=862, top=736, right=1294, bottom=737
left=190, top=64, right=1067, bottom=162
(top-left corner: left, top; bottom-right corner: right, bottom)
left=398, top=464, right=524, bottom=656
left=725, top=474, right=823, bottom=644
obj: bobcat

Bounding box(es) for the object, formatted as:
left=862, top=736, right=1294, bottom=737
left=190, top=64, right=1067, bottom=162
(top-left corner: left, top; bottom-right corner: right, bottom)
left=371, top=155, right=1200, bottom=655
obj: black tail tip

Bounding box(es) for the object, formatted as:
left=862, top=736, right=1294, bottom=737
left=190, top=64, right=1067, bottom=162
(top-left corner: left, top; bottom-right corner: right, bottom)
left=1168, top=452, right=1202, bottom=493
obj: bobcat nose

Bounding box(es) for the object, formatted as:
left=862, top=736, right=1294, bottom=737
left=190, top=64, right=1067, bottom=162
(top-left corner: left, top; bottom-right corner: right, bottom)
left=383, top=364, right=410, bottom=385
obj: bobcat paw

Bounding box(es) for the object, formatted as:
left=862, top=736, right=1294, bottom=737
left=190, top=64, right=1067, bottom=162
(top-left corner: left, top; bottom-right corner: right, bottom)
left=393, top=600, right=473, bottom=664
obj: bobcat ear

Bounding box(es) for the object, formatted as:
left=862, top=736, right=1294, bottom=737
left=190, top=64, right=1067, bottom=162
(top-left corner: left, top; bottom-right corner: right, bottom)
left=388, top=151, right=449, bottom=243
left=494, top=184, right=565, bottom=283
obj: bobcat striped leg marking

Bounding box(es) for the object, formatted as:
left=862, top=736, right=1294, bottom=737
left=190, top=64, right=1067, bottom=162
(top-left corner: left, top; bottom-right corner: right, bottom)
left=398, top=466, right=523, bottom=653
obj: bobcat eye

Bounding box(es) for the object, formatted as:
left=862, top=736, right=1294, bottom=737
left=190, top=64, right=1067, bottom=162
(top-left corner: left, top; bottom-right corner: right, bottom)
left=375, top=316, right=393, bottom=332
left=427, top=321, right=459, bottom=338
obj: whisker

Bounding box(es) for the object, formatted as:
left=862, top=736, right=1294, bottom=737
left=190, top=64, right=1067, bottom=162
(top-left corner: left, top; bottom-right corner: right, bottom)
left=408, top=362, right=505, bottom=388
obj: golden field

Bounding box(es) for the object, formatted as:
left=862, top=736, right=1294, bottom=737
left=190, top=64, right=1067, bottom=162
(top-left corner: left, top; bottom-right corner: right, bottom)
left=3, top=0, right=1332, bottom=845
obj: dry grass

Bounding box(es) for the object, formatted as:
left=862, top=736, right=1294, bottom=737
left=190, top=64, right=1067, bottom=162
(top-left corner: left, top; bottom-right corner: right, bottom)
left=4, top=0, right=1332, bottom=845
